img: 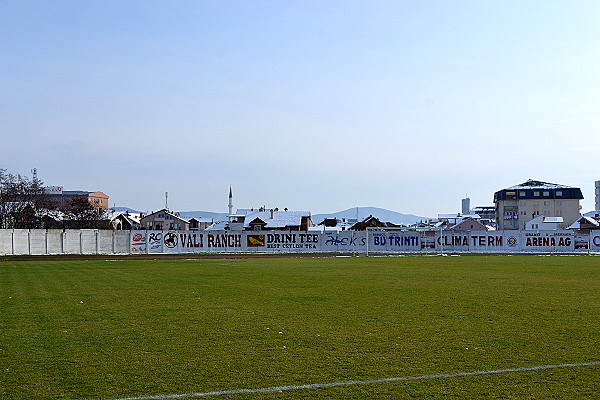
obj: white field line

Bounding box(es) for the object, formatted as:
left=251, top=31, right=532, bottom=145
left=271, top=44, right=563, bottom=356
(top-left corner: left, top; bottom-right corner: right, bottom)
left=85, top=361, right=600, bottom=400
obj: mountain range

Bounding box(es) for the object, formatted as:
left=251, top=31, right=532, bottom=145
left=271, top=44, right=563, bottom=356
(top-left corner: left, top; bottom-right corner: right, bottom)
left=109, top=206, right=430, bottom=226
left=311, top=207, right=429, bottom=225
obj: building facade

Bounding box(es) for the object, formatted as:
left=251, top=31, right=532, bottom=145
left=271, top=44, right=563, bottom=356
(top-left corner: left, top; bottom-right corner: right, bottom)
left=594, top=181, right=600, bottom=211
left=45, top=187, right=110, bottom=211
left=140, top=209, right=190, bottom=231
left=494, top=180, right=583, bottom=230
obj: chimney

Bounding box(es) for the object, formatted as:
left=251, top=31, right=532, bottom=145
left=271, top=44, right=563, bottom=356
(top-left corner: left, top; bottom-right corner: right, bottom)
left=270, top=209, right=274, bottom=219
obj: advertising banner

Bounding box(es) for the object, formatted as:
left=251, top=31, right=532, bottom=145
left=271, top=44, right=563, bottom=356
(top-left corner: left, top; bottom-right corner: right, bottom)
left=131, top=231, right=147, bottom=253
left=147, top=231, right=163, bottom=252
left=263, top=232, right=321, bottom=252
left=434, top=232, right=509, bottom=252
left=574, top=234, right=590, bottom=250
left=157, top=231, right=243, bottom=253
left=590, top=232, right=600, bottom=251
left=368, top=231, right=421, bottom=252
left=2, top=229, right=600, bottom=256
left=520, top=231, right=574, bottom=252
left=322, top=231, right=367, bottom=253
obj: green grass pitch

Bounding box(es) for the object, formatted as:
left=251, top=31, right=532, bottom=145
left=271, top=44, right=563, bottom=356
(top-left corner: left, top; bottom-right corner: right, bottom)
left=1, top=255, right=599, bottom=399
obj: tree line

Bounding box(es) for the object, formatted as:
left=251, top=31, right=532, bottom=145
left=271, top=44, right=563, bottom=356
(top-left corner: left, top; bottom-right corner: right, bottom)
left=0, top=169, right=110, bottom=229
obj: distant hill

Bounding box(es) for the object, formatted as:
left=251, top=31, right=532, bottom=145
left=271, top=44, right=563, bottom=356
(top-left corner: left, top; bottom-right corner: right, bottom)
left=112, top=207, right=429, bottom=226
left=311, top=207, right=430, bottom=226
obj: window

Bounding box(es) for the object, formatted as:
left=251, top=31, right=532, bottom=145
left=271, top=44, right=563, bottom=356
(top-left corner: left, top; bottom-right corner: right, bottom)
left=556, top=191, right=563, bottom=196
left=543, top=191, right=549, bottom=196
left=534, top=191, right=540, bottom=196
left=519, top=192, right=526, bottom=197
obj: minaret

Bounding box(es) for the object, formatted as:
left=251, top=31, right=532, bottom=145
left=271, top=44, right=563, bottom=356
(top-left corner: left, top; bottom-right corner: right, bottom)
left=228, top=186, right=233, bottom=216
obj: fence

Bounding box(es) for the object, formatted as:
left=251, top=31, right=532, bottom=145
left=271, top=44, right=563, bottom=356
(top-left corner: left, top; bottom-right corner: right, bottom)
left=1, top=229, right=600, bottom=256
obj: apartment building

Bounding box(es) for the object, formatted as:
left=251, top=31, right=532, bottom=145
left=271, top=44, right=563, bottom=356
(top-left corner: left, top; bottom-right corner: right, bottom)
left=494, top=179, right=583, bottom=230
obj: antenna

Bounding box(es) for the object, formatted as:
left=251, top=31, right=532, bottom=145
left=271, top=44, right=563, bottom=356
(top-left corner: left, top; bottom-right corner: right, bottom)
left=31, top=168, right=38, bottom=182
left=165, top=192, right=168, bottom=210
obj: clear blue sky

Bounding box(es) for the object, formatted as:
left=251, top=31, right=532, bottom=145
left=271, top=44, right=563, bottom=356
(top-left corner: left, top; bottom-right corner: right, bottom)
left=2, top=1, right=599, bottom=216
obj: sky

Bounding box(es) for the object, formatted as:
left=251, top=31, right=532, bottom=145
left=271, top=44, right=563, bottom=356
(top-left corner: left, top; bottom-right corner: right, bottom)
left=2, top=1, right=599, bottom=217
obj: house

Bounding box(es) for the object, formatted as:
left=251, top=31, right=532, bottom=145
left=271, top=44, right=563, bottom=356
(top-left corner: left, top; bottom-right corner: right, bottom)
left=526, top=216, right=563, bottom=231
left=217, top=208, right=312, bottom=231
left=244, top=209, right=312, bottom=231
left=309, top=218, right=356, bottom=232
left=448, top=217, right=488, bottom=232
left=140, top=209, right=190, bottom=230
left=111, top=211, right=142, bottom=230
left=188, top=217, right=214, bottom=231
left=470, top=206, right=496, bottom=226
left=349, top=215, right=400, bottom=231
left=568, top=211, right=600, bottom=233
left=205, top=221, right=230, bottom=231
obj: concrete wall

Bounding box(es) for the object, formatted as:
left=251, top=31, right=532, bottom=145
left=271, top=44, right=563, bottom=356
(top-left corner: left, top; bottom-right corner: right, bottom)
left=1, top=229, right=599, bottom=255
left=0, top=229, right=132, bottom=255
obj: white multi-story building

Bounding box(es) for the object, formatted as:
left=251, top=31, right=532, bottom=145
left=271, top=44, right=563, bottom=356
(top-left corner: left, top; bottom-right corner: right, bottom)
left=494, top=179, right=583, bottom=230
left=595, top=180, right=600, bottom=211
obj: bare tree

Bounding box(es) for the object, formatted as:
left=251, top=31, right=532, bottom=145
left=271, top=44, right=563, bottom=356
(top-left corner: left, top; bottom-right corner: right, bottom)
left=62, top=196, right=111, bottom=229
left=0, top=169, right=53, bottom=228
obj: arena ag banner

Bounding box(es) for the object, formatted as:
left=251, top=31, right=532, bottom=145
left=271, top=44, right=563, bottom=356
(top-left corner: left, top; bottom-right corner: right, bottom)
left=520, top=231, right=574, bottom=252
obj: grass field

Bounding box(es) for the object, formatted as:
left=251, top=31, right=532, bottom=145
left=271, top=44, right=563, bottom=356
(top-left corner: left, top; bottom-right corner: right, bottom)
left=1, top=255, right=599, bottom=399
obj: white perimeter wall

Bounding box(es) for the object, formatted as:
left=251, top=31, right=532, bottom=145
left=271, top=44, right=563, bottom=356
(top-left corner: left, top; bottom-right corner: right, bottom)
left=1, top=229, right=600, bottom=255
left=0, top=230, right=130, bottom=255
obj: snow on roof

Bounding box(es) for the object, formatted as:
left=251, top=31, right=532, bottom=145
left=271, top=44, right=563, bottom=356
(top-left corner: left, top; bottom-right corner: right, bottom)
left=568, top=216, right=600, bottom=230
left=448, top=217, right=486, bottom=230
left=142, top=209, right=189, bottom=223
left=189, top=217, right=214, bottom=223
left=583, top=211, right=600, bottom=218
left=205, top=221, right=229, bottom=230
left=111, top=211, right=142, bottom=224
left=504, top=179, right=575, bottom=190
left=542, top=216, right=563, bottom=223
left=308, top=225, right=344, bottom=232
left=243, top=210, right=310, bottom=228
